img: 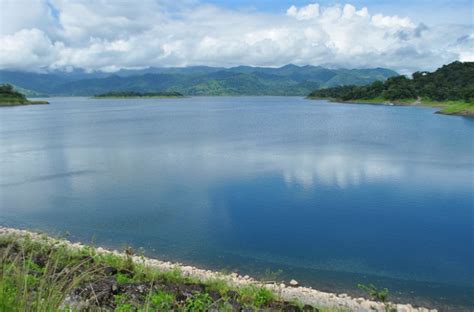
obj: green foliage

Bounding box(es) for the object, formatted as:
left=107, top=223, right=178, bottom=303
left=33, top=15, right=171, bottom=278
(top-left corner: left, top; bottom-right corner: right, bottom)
left=0, top=84, right=25, bottom=99
left=358, top=283, right=389, bottom=302
left=0, top=234, right=99, bottom=312
left=205, top=278, right=231, bottom=296
left=184, top=292, right=213, bottom=311
left=309, top=61, right=474, bottom=104
left=0, top=83, right=48, bottom=106
left=0, top=83, right=28, bottom=105
left=412, top=61, right=474, bottom=101
left=254, top=287, right=275, bottom=307
left=116, top=272, right=133, bottom=284
left=149, top=290, right=175, bottom=310
left=114, top=294, right=135, bottom=312
left=160, top=267, right=185, bottom=284
left=240, top=286, right=275, bottom=307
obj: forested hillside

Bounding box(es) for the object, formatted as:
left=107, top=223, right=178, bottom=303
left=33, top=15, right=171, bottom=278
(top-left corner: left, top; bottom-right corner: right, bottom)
left=0, top=65, right=397, bottom=96
left=309, top=62, right=474, bottom=102
left=0, top=84, right=48, bottom=106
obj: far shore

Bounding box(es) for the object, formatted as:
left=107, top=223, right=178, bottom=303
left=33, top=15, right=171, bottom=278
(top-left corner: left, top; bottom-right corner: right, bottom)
left=92, top=95, right=185, bottom=99
left=0, top=226, right=436, bottom=312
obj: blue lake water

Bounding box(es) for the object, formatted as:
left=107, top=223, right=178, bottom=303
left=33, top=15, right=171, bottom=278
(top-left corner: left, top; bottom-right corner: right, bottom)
left=0, top=97, right=473, bottom=310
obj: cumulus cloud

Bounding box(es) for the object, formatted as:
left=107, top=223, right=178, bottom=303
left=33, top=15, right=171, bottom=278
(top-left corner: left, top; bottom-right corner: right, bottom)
left=0, top=29, right=59, bottom=69
left=287, top=3, right=320, bottom=20
left=0, top=1, right=471, bottom=73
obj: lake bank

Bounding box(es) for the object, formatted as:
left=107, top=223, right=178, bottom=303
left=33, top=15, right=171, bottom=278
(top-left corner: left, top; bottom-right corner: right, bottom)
left=307, top=97, right=474, bottom=117
left=93, top=96, right=185, bottom=99
left=0, top=226, right=436, bottom=312
left=0, top=99, right=49, bottom=107
left=0, top=84, right=49, bottom=106
left=93, top=91, right=184, bottom=99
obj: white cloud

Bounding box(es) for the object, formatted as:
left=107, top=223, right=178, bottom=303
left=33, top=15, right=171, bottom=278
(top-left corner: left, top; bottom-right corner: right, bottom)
left=0, top=29, right=59, bottom=70
left=0, top=1, right=471, bottom=73
left=286, top=3, right=320, bottom=20
left=371, top=14, right=414, bottom=28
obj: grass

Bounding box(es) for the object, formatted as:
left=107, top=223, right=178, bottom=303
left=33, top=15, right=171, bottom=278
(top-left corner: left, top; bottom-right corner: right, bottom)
left=148, top=290, right=175, bottom=310
left=310, top=95, right=474, bottom=116
left=418, top=99, right=474, bottom=116
left=0, top=235, right=100, bottom=311
left=0, top=232, right=321, bottom=311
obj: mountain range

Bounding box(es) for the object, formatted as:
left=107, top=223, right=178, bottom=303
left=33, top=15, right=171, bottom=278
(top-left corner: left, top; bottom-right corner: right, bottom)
left=0, top=65, right=398, bottom=96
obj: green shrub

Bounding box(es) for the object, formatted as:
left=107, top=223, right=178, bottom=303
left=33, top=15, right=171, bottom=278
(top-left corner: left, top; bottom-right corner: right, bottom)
left=184, top=292, right=213, bottom=311
left=149, top=290, right=175, bottom=310
left=358, top=283, right=389, bottom=302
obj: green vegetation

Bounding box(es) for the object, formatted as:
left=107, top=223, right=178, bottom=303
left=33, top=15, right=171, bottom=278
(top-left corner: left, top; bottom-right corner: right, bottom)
left=357, top=284, right=389, bottom=303
left=94, top=91, right=184, bottom=98
left=0, top=232, right=322, bottom=311
left=0, top=84, right=48, bottom=106
left=0, top=65, right=397, bottom=96
left=357, top=284, right=397, bottom=312
left=308, top=61, right=474, bottom=116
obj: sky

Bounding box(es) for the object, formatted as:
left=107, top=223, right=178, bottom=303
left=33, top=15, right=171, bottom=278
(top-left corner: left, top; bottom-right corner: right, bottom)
left=0, top=0, right=472, bottom=74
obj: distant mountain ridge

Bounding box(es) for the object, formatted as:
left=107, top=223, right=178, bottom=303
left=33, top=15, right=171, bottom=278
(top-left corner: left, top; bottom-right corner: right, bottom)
left=0, top=65, right=398, bottom=96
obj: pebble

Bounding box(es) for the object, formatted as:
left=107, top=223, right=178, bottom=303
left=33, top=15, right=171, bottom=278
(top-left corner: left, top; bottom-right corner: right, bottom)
left=289, top=279, right=299, bottom=287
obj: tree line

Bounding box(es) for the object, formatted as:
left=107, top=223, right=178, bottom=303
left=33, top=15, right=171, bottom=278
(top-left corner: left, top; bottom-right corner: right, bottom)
left=95, top=91, right=184, bottom=97
left=0, top=84, right=26, bottom=99
left=308, top=61, right=474, bottom=102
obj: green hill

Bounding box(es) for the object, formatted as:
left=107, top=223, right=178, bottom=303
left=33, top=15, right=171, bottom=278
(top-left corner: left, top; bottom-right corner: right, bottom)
left=0, top=84, right=48, bottom=106
left=0, top=65, right=398, bottom=96
left=308, top=62, right=474, bottom=117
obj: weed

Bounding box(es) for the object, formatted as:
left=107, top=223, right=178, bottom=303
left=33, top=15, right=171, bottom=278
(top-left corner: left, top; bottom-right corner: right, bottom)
left=240, top=285, right=275, bottom=307
left=116, top=272, right=133, bottom=284
left=184, top=292, right=213, bottom=311
left=114, top=294, right=134, bottom=312
left=149, top=290, right=175, bottom=310
left=358, top=283, right=389, bottom=302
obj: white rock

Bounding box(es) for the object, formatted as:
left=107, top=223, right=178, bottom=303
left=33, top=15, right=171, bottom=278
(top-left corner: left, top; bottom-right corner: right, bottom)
left=289, top=279, right=299, bottom=287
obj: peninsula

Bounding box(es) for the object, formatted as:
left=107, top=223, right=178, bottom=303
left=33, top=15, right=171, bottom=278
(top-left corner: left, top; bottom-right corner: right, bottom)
left=0, top=84, right=49, bottom=106
left=307, top=62, right=474, bottom=117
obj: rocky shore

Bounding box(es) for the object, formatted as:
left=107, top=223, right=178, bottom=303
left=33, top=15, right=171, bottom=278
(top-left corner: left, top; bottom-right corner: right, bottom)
left=0, top=226, right=436, bottom=312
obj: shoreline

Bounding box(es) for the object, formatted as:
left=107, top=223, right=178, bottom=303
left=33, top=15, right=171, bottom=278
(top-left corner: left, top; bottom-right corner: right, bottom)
left=93, top=96, right=185, bottom=99
left=0, top=226, right=436, bottom=312
left=0, top=100, right=49, bottom=107
left=307, top=97, right=474, bottom=117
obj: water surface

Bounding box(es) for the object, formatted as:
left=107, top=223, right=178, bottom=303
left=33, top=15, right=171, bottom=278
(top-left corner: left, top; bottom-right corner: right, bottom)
left=1, top=97, right=473, bottom=310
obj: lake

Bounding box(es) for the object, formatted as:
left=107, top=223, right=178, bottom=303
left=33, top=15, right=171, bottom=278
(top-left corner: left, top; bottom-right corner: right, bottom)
left=0, top=97, right=473, bottom=310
